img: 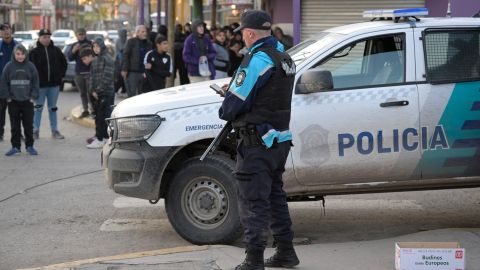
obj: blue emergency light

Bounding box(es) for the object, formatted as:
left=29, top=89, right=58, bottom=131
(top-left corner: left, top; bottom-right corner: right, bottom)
left=363, top=8, right=428, bottom=22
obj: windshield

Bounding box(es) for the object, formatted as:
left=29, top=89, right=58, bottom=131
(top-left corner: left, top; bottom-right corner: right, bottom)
left=87, top=34, right=104, bottom=40
left=53, top=32, right=70, bottom=38
left=14, top=33, right=32, bottom=40
left=288, top=32, right=344, bottom=66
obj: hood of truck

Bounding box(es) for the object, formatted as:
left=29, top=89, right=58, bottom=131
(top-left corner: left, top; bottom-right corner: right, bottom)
left=112, top=78, right=230, bottom=118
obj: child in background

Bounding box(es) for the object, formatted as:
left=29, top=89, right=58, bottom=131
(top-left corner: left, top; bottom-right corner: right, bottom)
left=143, top=35, right=172, bottom=92
left=0, top=44, right=39, bottom=156
left=79, top=47, right=98, bottom=145
left=84, top=38, right=114, bottom=149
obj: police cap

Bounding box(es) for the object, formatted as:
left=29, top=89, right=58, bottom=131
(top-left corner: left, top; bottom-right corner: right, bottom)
left=234, top=10, right=272, bottom=32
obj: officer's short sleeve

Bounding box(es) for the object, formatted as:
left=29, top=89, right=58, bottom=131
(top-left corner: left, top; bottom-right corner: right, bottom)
left=229, top=52, right=274, bottom=101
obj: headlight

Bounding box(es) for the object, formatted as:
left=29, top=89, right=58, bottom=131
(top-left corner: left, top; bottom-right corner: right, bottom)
left=107, top=115, right=164, bottom=142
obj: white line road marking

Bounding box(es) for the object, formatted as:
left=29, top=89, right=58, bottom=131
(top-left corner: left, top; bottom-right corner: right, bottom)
left=104, top=199, right=422, bottom=232
left=112, top=197, right=422, bottom=211
left=289, top=199, right=423, bottom=210
left=113, top=197, right=165, bottom=208
left=100, top=218, right=171, bottom=232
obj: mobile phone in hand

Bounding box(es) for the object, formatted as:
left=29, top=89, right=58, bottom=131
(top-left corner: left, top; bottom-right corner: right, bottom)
left=210, top=84, right=226, bottom=97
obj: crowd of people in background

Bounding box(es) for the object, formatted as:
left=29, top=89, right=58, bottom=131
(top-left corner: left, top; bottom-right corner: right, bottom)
left=0, top=24, right=67, bottom=156
left=0, top=18, right=293, bottom=154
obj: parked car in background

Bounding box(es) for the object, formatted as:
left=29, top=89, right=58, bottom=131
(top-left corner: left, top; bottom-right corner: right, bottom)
left=86, top=30, right=115, bottom=57
left=13, top=30, right=38, bottom=50
left=61, top=40, right=76, bottom=91
left=51, top=29, right=76, bottom=49
left=107, top=30, right=119, bottom=43
left=86, top=30, right=108, bottom=41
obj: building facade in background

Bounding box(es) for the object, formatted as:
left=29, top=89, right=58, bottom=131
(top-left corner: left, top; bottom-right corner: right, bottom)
left=263, top=0, right=480, bottom=45
left=1, top=0, right=479, bottom=37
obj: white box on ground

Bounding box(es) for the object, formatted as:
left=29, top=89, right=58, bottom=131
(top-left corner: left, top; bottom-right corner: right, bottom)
left=395, top=242, right=465, bottom=270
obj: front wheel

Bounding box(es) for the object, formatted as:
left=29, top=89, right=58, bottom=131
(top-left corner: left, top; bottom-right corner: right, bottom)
left=165, top=155, right=242, bottom=245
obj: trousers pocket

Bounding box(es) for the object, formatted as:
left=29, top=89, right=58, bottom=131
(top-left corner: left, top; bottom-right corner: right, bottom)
left=234, top=171, right=260, bottom=200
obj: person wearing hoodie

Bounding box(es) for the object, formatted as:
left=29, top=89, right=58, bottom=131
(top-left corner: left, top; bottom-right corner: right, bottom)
left=0, top=23, right=19, bottom=142
left=29, top=28, right=68, bottom=140
left=182, top=19, right=216, bottom=83
left=67, top=28, right=93, bottom=118
left=0, top=44, right=39, bottom=156
left=212, top=30, right=230, bottom=79
left=85, top=37, right=115, bottom=149
left=121, top=25, right=152, bottom=97
left=114, top=28, right=127, bottom=95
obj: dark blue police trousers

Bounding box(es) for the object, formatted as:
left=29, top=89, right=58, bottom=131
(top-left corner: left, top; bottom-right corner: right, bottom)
left=234, top=139, right=294, bottom=250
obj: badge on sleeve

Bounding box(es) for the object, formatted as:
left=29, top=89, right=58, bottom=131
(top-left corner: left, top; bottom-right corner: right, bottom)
left=281, top=59, right=296, bottom=76
left=236, top=70, right=246, bottom=87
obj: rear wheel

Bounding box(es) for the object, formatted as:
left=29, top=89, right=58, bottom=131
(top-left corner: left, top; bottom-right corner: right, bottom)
left=165, top=155, right=242, bottom=244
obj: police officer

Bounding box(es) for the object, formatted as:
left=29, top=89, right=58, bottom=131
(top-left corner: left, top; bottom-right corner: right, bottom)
left=218, top=10, right=298, bottom=270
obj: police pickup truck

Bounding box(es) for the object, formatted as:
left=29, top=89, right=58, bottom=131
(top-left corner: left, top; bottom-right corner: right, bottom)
left=103, top=9, right=480, bottom=245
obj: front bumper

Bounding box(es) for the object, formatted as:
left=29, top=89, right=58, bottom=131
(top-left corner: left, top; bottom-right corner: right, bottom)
left=102, top=141, right=179, bottom=200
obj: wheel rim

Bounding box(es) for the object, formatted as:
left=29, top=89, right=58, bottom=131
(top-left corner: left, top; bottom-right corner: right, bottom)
left=181, top=176, right=230, bottom=229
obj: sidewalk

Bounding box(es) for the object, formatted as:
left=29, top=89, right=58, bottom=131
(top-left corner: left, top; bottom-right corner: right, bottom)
left=70, top=105, right=95, bottom=129
left=19, top=228, right=480, bottom=270
left=69, top=92, right=127, bottom=129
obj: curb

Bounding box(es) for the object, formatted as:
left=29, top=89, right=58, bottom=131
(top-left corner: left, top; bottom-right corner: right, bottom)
left=69, top=105, right=95, bottom=129
left=17, top=245, right=210, bottom=270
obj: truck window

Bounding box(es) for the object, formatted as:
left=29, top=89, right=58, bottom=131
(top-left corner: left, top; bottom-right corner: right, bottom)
left=313, top=34, right=405, bottom=90
left=424, top=29, right=480, bottom=83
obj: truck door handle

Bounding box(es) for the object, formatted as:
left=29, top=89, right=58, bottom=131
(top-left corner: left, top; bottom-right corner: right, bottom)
left=380, top=100, right=409, bottom=107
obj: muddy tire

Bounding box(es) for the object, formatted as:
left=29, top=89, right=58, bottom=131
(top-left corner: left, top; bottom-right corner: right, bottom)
left=165, top=155, right=242, bottom=244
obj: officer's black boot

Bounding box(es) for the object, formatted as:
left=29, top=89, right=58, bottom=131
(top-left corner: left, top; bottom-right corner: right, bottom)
left=264, top=241, right=299, bottom=268
left=234, top=248, right=265, bottom=270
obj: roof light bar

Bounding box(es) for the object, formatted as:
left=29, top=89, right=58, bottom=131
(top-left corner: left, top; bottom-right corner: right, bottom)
left=363, top=8, right=429, bottom=19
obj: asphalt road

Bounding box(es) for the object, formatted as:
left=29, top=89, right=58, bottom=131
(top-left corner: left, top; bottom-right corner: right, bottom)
left=0, top=86, right=479, bottom=270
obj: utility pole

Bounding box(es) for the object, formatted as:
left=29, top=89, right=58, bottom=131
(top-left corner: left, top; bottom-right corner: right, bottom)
left=166, top=0, right=175, bottom=87
left=139, top=0, right=145, bottom=25
left=211, top=0, right=216, bottom=28
left=20, top=0, right=26, bottom=30
left=192, top=0, right=202, bottom=21
left=156, top=0, right=161, bottom=28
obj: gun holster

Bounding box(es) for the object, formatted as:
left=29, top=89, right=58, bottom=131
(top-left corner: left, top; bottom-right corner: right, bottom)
left=236, top=126, right=264, bottom=147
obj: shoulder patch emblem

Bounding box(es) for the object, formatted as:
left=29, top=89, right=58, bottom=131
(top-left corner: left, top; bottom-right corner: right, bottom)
left=281, top=60, right=296, bottom=76
left=236, top=70, right=246, bottom=87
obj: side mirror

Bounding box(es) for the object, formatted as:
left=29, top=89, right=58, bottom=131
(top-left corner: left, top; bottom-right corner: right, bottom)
left=295, top=69, right=333, bottom=94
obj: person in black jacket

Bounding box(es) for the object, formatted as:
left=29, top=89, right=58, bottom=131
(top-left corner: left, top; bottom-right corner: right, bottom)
left=67, top=28, right=93, bottom=118
left=29, top=28, right=68, bottom=140
left=174, top=24, right=189, bottom=85
left=228, top=40, right=244, bottom=76
left=121, top=25, right=152, bottom=97
left=114, top=29, right=127, bottom=95
left=143, top=35, right=172, bottom=92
